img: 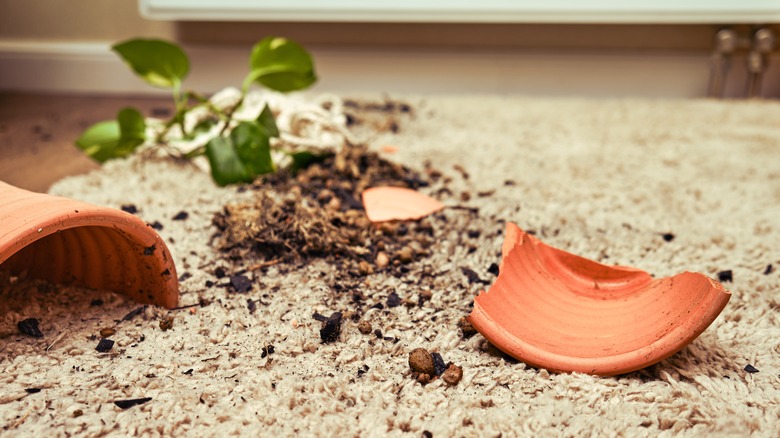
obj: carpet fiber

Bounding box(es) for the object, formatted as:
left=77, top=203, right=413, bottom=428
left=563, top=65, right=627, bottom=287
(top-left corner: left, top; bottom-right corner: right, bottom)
left=1, top=95, right=779, bottom=436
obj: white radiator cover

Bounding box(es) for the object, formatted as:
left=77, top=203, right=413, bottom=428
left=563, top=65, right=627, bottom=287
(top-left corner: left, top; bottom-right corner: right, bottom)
left=141, top=0, right=780, bottom=23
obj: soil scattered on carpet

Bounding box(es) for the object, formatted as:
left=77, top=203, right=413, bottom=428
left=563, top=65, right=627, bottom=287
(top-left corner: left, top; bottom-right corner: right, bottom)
left=211, top=143, right=463, bottom=294
left=208, top=136, right=489, bottom=382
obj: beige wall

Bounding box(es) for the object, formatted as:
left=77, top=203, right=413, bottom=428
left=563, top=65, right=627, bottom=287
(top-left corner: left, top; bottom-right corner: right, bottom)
left=1, top=0, right=778, bottom=98
left=0, top=0, right=174, bottom=41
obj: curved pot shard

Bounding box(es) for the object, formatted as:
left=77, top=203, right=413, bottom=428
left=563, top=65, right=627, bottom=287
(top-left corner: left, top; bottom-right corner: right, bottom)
left=361, top=186, right=444, bottom=223
left=469, top=222, right=731, bottom=376
left=0, top=180, right=179, bottom=308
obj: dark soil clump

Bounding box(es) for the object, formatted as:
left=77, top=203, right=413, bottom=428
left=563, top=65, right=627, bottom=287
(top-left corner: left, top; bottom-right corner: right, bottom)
left=17, top=317, right=44, bottom=338
left=212, top=144, right=437, bottom=275
left=318, top=312, right=344, bottom=343
left=95, top=338, right=114, bottom=352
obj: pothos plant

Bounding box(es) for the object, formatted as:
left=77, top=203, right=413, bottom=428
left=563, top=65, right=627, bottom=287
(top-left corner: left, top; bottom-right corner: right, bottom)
left=75, top=36, right=318, bottom=186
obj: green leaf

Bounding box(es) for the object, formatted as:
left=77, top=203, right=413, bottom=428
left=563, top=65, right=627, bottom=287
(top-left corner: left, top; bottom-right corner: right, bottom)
left=75, top=120, right=121, bottom=163
left=75, top=107, right=146, bottom=163
left=117, top=107, right=145, bottom=143
left=204, top=123, right=275, bottom=186
left=113, top=39, right=189, bottom=89
left=248, top=37, right=316, bottom=92
left=231, top=122, right=275, bottom=176
left=116, top=107, right=146, bottom=156
left=205, top=136, right=251, bottom=186
left=289, top=150, right=331, bottom=173
left=256, top=104, right=279, bottom=137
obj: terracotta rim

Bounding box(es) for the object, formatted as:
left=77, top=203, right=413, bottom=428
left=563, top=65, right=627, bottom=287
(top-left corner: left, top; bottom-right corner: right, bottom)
left=0, top=180, right=178, bottom=308
left=469, top=223, right=731, bottom=376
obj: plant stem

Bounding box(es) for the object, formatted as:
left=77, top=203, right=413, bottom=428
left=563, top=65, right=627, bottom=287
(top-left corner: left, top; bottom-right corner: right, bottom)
left=155, top=118, right=177, bottom=144
left=218, top=91, right=247, bottom=137
left=188, top=91, right=230, bottom=121
left=184, top=145, right=207, bottom=159
left=176, top=89, right=190, bottom=139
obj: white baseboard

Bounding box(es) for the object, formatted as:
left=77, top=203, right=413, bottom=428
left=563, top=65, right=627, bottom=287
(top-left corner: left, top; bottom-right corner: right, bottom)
left=141, top=0, right=780, bottom=23
left=1, top=40, right=778, bottom=98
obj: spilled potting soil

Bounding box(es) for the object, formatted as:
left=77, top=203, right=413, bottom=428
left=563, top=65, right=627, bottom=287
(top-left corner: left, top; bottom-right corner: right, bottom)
left=210, top=139, right=495, bottom=357
left=212, top=143, right=433, bottom=267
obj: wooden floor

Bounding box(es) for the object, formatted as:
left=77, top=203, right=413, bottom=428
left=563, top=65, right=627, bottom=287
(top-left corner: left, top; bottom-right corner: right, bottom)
left=0, top=93, right=171, bottom=192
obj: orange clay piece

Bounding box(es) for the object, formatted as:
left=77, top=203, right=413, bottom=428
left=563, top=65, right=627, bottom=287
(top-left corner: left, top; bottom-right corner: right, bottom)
left=0, top=180, right=179, bottom=308
left=361, top=186, right=444, bottom=223
left=380, top=145, right=399, bottom=154
left=469, top=222, right=731, bottom=376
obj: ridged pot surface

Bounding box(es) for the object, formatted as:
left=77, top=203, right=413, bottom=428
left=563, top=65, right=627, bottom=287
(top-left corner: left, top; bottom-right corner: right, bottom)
left=0, top=180, right=178, bottom=308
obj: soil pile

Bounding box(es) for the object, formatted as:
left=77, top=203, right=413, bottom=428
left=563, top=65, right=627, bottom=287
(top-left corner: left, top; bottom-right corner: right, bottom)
left=212, top=138, right=447, bottom=280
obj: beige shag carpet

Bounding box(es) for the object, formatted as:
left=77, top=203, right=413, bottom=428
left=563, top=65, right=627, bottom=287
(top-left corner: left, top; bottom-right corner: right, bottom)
left=1, top=95, right=779, bottom=436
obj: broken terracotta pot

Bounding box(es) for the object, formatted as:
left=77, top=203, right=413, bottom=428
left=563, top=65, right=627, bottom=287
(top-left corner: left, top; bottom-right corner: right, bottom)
left=0, top=180, right=178, bottom=308
left=361, top=186, right=444, bottom=223
left=469, top=222, right=731, bottom=376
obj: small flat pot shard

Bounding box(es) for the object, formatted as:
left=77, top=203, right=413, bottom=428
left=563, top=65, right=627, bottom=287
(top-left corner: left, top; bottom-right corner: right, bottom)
left=361, top=186, right=444, bottom=223
left=469, top=222, right=731, bottom=376
left=0, top=180, right=179, bottom=308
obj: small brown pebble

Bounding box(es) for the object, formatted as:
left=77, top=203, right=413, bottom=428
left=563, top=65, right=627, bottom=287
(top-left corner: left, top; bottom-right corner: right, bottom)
left=326, top=197, right=342, bottom=211
left=375, top=252, right=390, bottom=269
left=442, top=364, right=463, bottom=386
left=458, top=317, right=477, bottom=338
left=417, top=373, right=431, bottom=384
left=415, top=235, right=431, bottom=247
left=317, top=189, right=335, bottom=203
left=159, top=317, right=174, bottom=331
left=358, top=260, right=374, bottom=276
left=100, top=328, right=116, bottom=338
left=419, top=290, right=433, bottom=301
left=296, top=173, right=310, bottom=185
left=409, top=348, right=435, bottom=375
left=397, top=247, right=414, bottom=264
left=358, top=320, right=372, bottom=335
left=402, top=299, right=417, bottom=308
left=460, top=192, right=471, bottom=202
left=73, top=409, right=83, bottom=418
